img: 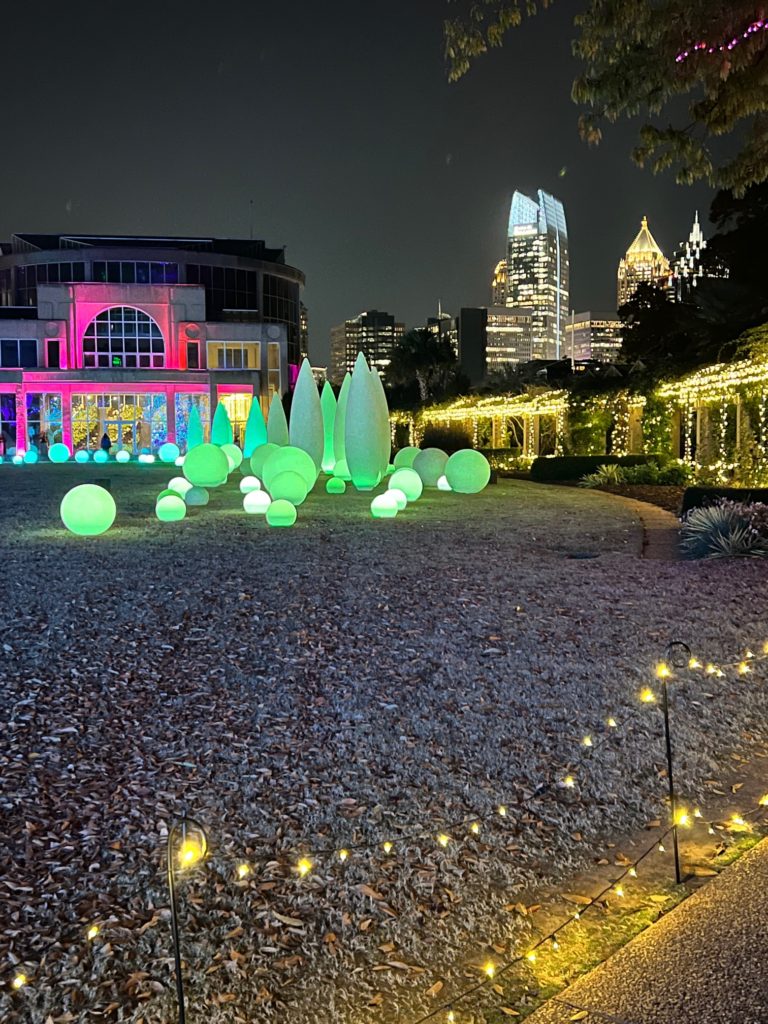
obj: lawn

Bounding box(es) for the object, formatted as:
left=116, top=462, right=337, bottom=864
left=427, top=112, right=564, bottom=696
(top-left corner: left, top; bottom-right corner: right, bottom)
left=1, top=465, right=767, bottom=1023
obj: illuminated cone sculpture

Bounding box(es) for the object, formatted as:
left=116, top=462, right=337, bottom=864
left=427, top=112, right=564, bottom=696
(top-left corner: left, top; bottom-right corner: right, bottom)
left=289, top=358, right=324, bottom=471
left=267, top=393, right=289, bottom=446
left=243, top=398, right=268, bottom=457
left=345, top=351, right=384, bottom=491
left=320, top=381, right=337, bottom=473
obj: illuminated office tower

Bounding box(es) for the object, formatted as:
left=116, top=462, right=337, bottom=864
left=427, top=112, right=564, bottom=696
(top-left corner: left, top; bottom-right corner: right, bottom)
left=505, top=190, right=569, bottom=359
left=617, top=216, right=670, bottom=307
left=329, top=309, right=404, bottom=383
left=670, top=211, right=728, bottom=301
left=490, top=259, right=507, bottom=305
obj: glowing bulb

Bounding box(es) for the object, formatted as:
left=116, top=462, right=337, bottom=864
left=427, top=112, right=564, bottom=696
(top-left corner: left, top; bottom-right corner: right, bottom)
left=297, top=857, right=313, bottom=877
left=629, top=867, right=637, bottom=878
left=437, top=833, right=450, bottom=847
left=688, top=657, right=702, bottom=669
left=614, top=886, right=624, bottom=898
left=745, top=649, right=755, bottom=659
left=658, top=843, right=665, bottom=853
left=12, top=974, right=26, bottom=990
left=706, top=663, right=717, bottom=675
left=382, top=841, right=393, bottom=854
left=731, top=815, right=747, bottom=828
left=526, top=951, right=537, bottom=962
left=762, top=641, right=768, bottom=654
left=178, top=838, right=204, bottom=868
left=606, top=717, right=617, bottom=728
left=562, top=776, right=575, bottom=788
left=573, top=911, right=580, bottom=920
left=582, top=735, right=593, bottom=748
left=447, top=1013, right=455, bottom=1023
left=655, top=662, right=671, bottom=679
left=708, top=826, right=715, bottom=835
left=716, top=669, right=725, bottom=678
left=237, top=863, right=251, bottom=879
left=87, top=925, right=100, bottom=940
left=640, top=688, right=656, bottom=703
left=738, top=662, right=750, bottom=675
left=759, top=794, right=768, bottom=806
left=552, top=939, right=559, bottom=950
left=484, top=961, right=496, bottom=978
left=497, top=805, right=507, bottom=817
left=470, top=822, right=481, bottom=834
left=675, top=810, right=690, bottom=827
left=338, top=849, right=349, bottom=862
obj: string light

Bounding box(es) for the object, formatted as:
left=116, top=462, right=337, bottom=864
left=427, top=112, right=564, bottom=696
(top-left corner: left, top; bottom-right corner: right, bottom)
left=675, top=17, right=768, bottom=64
left=178, top=838, right=204, bottom=868
left=470, top=822, right=481, bottom=835
left=656, top=662, right=671, bottom=679
left=447, top=1013, right=456, bottom=1023
left=483, top=961, right=496, bottom=978
left=640, top=688, right=656, bottom=703
left=86, top=925, right=100, bottom=941
left=497, top=805, right=507, bottom=817
left=12, top=974, right=26, bottom=990
left=675, top=810, right=691, bottom=828
left=526, top=950, right=537, bottom=962
left=738, top=661, right=751, bottom=675
left=382, top=841, right=393, bottom=854
left=689, top=657, right=702, bottom=669
left=628, top=867, right=637, bottom=878
left=582, top=735, right=593, bottom=748
left=237, top=863, right=251, bottom=879
left=297, top=857, right=313, bottom=877
left=437, top=833, right=451, bottom=847
left=759, top=794, right=768, bottom=807
left=562, top=775, right=576, bottom=788
left=694, top=808, right=702, bottom=819
left=338, top=848, right=350, bottom=862
left=613, top=885, right=625, bottom=898
left=606, top=717, right=617, bottom=728
left=730, top=815, right=747, bottom=829
left=658, top=843, right=666, bottom=853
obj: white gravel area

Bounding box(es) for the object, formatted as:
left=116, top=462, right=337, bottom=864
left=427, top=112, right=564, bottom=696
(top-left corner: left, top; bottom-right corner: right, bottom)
left=1, top=465, right=767, bottom=1024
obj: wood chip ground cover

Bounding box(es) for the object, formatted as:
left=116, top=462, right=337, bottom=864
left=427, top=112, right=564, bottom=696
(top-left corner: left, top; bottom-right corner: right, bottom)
left=1, top=466, right=766, bottom=1023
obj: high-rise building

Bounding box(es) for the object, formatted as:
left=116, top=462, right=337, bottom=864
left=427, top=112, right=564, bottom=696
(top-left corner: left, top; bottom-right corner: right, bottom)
left=564, top=311, right=623, bottom=363
left=670, top=211, right=728, bottom=301
left=506, top=190, right=569, bottom=360
left=490, top=259, right=507, bottom=305
left=329, top=309, right=404, bottom=383
left=485, top=306, right=533, bottom=369
left=299, top=301, right=309, bottom=360
left=617, top=216, right=670, bottom=308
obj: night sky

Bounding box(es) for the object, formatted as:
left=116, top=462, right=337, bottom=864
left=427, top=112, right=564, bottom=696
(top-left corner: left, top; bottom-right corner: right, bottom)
left=3, top=0, right=715, bottom=364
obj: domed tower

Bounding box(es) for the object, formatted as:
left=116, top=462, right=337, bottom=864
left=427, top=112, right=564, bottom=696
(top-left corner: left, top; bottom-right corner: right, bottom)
left=617, top=216, right=670, bottom=308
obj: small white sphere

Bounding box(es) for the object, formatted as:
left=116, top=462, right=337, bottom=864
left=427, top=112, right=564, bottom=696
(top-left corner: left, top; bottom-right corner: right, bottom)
left=239, top=475, right=262, bottom=494
left=243, top=490, right=271, bottom=514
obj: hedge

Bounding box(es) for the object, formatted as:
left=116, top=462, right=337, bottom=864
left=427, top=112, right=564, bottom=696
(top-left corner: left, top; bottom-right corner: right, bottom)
left=530, top=454, right=666, bottom=482
left=680, top=487, right=768, bottom=517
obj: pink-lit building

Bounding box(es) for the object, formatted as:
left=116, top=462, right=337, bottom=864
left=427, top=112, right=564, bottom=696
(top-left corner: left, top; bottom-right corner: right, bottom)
left=0, top=234, right=304, bottom=454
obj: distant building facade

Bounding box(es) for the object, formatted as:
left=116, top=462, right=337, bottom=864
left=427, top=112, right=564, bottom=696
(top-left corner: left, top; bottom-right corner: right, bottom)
left=485, top=306, right=533, bottom=369
left=490, top=259, right=507, bottom=305
left=670, top=212, right=728, bottom=301
left=564, top=311, right=623, bottom=363
left=617, top=216, right=670, bottom=307
left=0, top=233, right=302, bottom=453
left=506, top=190, right=569, bottom=360
left=329, top=309, right=404, bottom=383
left=299, top=301, right=309, bottom=360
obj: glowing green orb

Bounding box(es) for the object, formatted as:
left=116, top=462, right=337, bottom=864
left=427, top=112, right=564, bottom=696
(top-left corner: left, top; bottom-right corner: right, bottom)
left=168, top=476, right=193, bottom=497
left=93, top=450, right=109, bottom=464
left=24, top=449, right=39, bottom=464
left=159, top=442, right=180, bottom=463
left=413, top=447, right=448, bottom=487
left=445, top=449, right=491, bottom=494
left=262, top=445, right=317, bottom=491
left=60, top=484, right=116, bottom=536
left=437, top=474, right=452, bottom=491
left=249, top=442, right=280, bottom=478
left=265, top=498, right=297, bottom=527
left=115, top=450, right=131, bottom=464
left=371, top=493, right=399, bottom=518
left=74, top=450, right=90, bottom=464
left=183, top=443, right=229, bottom=487
left=220, top=443, right=243, bottom=471
left=12, top=454, right=23, bottom=465
left=156, top=494, right=187, bottom=522
left=185, top=486, right=209, bottom=506
left=393, top=446, right=420, bottom=468
left=157, top=488, right=179, bottom=501
left=48, top=443, right=71, bottom=463
left=333, top=458, right=351, bottom=480
left=268, top=470, right=308, bottom=505
left=388, top=468, right=422, bottom=501
left=243, top=490, right=271, bottom=514
left=326, top=477, right=346, bottom=494
left=239, top=475, right=261, bottom=493
left=389, top=487, right=407, bottom=510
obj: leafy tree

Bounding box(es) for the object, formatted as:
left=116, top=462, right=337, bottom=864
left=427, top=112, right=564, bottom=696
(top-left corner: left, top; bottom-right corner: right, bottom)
left=444, top=1, right=768, bottom=191
left=385, top=328, right=463, bottom=404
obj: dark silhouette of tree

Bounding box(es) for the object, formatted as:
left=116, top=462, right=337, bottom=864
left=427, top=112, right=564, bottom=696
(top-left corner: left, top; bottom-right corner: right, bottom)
left=445, top=1, right=768, bottom=191
left=385, top=329, right=463, bottom=404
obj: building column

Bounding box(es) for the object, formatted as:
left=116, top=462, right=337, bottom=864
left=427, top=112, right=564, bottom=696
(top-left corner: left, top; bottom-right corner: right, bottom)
left=15, top=386, right=27, bottom=453
left=61, top=392, right=73, bottom=450
left=166, top=387, right=176, bottom=444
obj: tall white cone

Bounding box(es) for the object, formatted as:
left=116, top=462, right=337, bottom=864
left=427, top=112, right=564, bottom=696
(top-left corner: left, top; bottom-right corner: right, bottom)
left=267, top=392, right=289, bottom=446
left=289, top=358, right=324, bottom=469
left=333, top=372, right=352, bottom=466
left=345, top=351, right=383, bottom=490
left=369, top=367, right=391, bottom=476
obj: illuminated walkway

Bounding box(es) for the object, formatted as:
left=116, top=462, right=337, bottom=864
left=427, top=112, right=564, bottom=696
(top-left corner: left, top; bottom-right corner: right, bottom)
left=528, top=838, right=768, bottom=1023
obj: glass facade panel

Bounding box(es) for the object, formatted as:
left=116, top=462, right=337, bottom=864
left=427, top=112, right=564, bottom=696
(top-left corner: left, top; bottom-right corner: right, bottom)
left=71, top=392, right=167, bottom=452
left=174, top=392, right=210, bottom=451
left=26, top=393, right=63, bottom=447
left=219, top=392, right=252, bottom=446
left=0, top=393, right=17, bottom=450
left=82, top=307, right=164, bottom=368
left=0, top=339, right=37, bottom=368
left=207, top=341, right=260, bottom=369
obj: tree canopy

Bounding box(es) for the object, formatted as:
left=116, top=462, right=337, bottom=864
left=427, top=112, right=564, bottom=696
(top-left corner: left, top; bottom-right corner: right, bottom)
left=444, top=1, right=768, bottom=192
left=385, top=328, right=465, bottom=406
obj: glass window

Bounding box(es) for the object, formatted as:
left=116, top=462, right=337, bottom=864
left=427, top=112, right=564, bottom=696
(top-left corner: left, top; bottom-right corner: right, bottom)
left=37, top=265, right=48, bottom=284
left=150, top=262, right=164, bottom=285
left=81, top=307, right=164, bottom=368
left=206, top=341, right=260, bottom=370
left=47, top=339, right=60, bottom=368
left=71, top=392, right=167, bottom=452
left=121, top=262, right=135, bottom=283
left=187, top=342, right=199, bottom=369
left=174, top=392, right=210, bottom=449
left=0, top=393, right=17, bottom=449
left=107, top=262, right=121, bottom=283
left=136, top=262, right=149, bottom=284
left=93, top=261, right=107, bottom=283
left=0, top=339, right=37, bottom=368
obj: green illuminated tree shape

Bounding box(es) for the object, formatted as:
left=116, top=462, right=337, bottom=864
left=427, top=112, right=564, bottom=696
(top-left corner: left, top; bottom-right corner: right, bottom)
left=187, top=406, right=204, bottom=450
left=289, top=358, right=324, bottom=469
left=346, top=352, right=385, bottom=491
left=211, top=402, right=234, bottom=446
left=267, top=392, right=290, bottom=446
left=333, top=372, right=352, bottom=465
left=320, top=381, right=337, bottom=473
left=243, top=398, right=268, bottom=457
left=369, top=367, right=392, bottom=477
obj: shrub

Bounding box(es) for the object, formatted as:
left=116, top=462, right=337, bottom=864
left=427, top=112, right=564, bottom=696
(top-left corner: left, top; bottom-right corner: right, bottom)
left=420, top=424, right=473, bottom=454
left=580, top=464, right=626, bottom=487
left=680, top=487, right=768, bottom=517
left=620, top=461, right=693, bottom=486
left=680, top=503, right=768, bottom=559
left=530, top=454, right=665, bottom=482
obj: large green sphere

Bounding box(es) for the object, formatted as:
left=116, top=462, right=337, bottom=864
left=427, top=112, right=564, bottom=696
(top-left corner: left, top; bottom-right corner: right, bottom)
left=156, top=494, right=187, bottom=522
left=74, top=450, right=90, bottom=464
left=388, top=468, right=423, bottom=502
left=371, top=493, right=398, bottom=518
left=393, top=446, right=420, bottom=469
left=262, top=445, right=317, bottom=491
left=185, top=486, right=209, bottom=506
left=60, top=484, right=116, bottom=536
left=182, top=443, right=229, bottom=487
left=268, top=470, right=308, bottom=505
left=445, top=449, right=491, bottom=494
left=413, top=447, right=448, bottom=487
left=48, top=443, right=71, bottom=463
left=266, top=498, right=297, bottom=527
left=159, top=442, right=181, bottom=463
left=249, top=442, right=279, bottom=478
left=220, top=442, right=243, bottom=471
left=326, top=477, right=346, bottom=494
left=156, top=488, right=179, bottom=501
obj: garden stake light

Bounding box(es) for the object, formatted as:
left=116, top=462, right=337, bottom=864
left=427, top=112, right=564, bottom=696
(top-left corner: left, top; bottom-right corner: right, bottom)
left=660, top=640, right=692, bottom=885
left=167, top=811, right=208, bottom=1024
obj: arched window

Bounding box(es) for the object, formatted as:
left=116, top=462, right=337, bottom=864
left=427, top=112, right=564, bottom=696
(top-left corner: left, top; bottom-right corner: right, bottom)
left=82, top=307, right=164, bottom=369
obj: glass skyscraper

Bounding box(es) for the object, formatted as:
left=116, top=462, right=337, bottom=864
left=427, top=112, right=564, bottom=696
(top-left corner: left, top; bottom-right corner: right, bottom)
left=505, top=190, right=569, bottom=360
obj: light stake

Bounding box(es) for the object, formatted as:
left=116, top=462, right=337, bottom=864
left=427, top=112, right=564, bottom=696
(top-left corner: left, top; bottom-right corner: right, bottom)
left=167, top=811, right=208, bottom=1024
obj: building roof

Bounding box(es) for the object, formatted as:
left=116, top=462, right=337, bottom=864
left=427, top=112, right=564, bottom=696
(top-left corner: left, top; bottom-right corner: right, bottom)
left=625, top=216, right=665, bottom=258
left=5, top=234, right=287, bottom=263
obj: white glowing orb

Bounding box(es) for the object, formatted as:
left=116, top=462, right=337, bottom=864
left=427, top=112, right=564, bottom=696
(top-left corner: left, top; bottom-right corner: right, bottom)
left=115, top=450, right=131, bottom=463
left=437, top=474, right=452, bottom=491
left=168, top=476, right=194, bottom=497
left=239, top=475, right=262, bottom=493
left=389, top=487, right=407, bottom=510
left=243, top=490, right=271, bottom=514
left=74, top=450, right=91, bottom=463
left=371, top=493, right=399, bottom=518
